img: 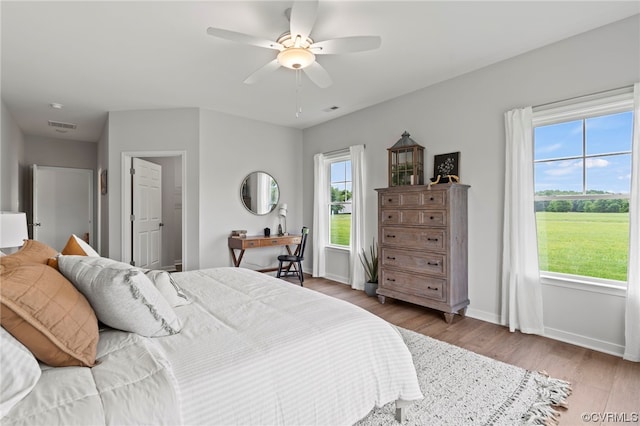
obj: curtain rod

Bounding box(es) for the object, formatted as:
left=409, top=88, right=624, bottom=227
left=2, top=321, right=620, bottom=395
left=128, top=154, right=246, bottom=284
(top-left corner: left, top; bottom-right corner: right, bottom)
left=533, top=85, right=633, bottom=111
left=322, top=144, right=366, bottom=156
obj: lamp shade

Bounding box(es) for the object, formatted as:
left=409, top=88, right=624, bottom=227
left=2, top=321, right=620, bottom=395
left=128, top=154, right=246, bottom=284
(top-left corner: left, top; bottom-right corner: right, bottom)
left=0, top=212, right=28, bottom=249
left=278, top=203, right=288, bottom=217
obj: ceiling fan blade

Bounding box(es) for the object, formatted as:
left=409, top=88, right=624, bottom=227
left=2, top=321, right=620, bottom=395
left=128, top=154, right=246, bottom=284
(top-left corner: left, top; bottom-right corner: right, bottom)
left=303, top=62, right=332, bottom=88
left=244, top=59, right=282, bottom=85
left=311, top=36, right=382, bottom=55
left=207, top=27, right=283, bottom=51
left=289, top=0, right=318, bottom=42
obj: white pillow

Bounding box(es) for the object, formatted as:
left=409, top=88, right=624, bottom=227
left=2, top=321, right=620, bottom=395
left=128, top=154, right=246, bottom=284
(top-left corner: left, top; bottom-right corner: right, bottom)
left=0, top=327, right=41, bottom=418
left=58, top=256, right=181, bottom=337
left=139, top=270, right=190, bottom=307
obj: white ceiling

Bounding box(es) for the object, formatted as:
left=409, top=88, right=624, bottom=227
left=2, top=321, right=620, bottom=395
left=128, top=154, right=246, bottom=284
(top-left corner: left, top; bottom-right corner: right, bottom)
left=2, top=1, right=638, bottom=142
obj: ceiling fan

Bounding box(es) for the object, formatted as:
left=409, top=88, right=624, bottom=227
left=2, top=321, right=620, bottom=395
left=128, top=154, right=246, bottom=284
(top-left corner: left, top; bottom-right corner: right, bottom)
left=206, top=0, right=381, bottom=88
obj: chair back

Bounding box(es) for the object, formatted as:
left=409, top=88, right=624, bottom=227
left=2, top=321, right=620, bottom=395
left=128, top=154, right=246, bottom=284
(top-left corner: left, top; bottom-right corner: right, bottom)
left=298, top=227, right=310, bottom=260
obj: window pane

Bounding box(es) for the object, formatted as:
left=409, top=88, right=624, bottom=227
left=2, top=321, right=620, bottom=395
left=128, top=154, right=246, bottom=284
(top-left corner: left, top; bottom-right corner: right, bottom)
left=330, top=161, right=346, bottom=182
left=535, top=159, right=583, bottom=193
left=330, top=208, right=351, bottom=246
left=331, top=182, right=346, bottom=202
left=586, top=153, right=631, bottom=195
left=536, top=210, right=628, bottom=281
left=534, top=120, right=583, bottom=161
left=586, top=111, right=633, bottom=156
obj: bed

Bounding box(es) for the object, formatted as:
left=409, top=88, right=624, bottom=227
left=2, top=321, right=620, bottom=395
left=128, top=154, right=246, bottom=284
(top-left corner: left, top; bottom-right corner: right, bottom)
left=0, top=241, right=423, bottom=425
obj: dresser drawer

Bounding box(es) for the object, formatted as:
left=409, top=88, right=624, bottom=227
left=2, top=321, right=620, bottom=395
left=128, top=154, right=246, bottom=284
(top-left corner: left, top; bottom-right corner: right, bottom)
left=382, top=209, right=446, bottom=226
left=380, top=269, right=446, bottom=302
left=380, top=190, right=447, bottom=208
left=381, top=227, right=447, bottom=251
left=381, top=248, right=446, bottom=276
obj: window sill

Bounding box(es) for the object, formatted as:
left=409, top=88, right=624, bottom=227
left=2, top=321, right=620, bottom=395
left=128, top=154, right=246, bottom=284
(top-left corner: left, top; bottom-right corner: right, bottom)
left=325, top=244, right=350, bottom=253
left=540, top=272, right=626, bottom=297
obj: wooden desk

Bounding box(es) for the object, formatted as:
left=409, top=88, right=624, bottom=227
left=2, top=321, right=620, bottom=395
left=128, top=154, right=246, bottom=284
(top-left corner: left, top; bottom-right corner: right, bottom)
left=228, top=234, right=302, bottom=273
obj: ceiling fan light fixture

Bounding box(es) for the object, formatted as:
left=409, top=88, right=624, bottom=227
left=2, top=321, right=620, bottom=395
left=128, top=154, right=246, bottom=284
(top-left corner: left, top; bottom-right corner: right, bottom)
left=277, top=48, right=315, bottom=69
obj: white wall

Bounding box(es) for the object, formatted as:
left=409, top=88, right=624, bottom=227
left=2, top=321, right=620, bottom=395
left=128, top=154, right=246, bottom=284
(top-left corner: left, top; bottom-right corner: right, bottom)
left=302, top=15, right=640, bottom=355
left=1, top=100, right=25, bottom=211
left=198, top=109, right=303, bottom=271
left=107, top=108, right=200, bottom=269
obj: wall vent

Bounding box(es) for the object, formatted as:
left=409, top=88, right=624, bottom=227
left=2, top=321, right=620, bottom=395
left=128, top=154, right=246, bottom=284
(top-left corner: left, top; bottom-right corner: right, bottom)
left=323, top=105, right=340, bottom=112
left=48, top=120, right=77, bottom=130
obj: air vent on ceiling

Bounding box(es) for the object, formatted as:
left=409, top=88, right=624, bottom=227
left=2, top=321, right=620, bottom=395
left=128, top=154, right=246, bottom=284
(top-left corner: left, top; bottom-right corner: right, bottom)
left=48, top=120, right=77, bottom=130
left=323, top=106, right=340, bottom=112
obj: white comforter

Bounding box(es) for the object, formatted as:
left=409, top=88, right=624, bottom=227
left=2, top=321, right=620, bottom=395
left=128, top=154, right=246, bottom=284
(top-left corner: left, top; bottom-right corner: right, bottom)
left=5, top=267, right=422, bottom=425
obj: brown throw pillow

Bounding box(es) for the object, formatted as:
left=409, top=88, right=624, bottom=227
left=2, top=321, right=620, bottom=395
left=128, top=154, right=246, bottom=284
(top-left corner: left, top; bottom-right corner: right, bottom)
left=0, top=240, right=57, bottom=269
left=48, top=235, right=100, bottom=269
left=0, top=263, right=99, bottom=367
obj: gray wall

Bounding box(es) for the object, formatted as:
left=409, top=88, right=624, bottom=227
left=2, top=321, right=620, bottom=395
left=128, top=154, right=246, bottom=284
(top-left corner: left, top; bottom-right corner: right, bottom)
left=302, top=15, right=640, bottom=355
left=1, top=100, right=25, bottom=212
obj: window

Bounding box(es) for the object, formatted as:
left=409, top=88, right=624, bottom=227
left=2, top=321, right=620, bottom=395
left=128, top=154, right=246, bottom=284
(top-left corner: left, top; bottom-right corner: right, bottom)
left=533, top=91, right=633, bottom=284
left=329, top=158, right=352, bottom=247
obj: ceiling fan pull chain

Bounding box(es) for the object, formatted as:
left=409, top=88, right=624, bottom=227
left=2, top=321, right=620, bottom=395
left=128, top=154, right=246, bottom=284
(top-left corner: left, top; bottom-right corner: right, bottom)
left=295, top=69, right=303, bottom=118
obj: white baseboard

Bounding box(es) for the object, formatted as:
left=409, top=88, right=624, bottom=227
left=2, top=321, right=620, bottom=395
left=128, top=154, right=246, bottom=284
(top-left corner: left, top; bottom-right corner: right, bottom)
left=466, top=307, right=502, bottom=325
left=544, top=327, right=625, bottom=358
left=463, top=308, right=625, bottom=358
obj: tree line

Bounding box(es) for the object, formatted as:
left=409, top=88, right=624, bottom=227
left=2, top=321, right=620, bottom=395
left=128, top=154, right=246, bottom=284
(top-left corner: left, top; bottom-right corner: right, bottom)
left=535, top=190, right=629, bottom=213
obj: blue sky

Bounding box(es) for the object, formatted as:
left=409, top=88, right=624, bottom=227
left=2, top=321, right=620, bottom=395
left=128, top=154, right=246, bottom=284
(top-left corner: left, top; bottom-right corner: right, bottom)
left=534, top=111, right=633, bottom=194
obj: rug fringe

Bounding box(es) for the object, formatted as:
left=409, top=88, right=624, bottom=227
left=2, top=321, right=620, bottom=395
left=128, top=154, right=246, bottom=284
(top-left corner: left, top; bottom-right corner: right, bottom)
left=522, top=373, right=572, bottom=425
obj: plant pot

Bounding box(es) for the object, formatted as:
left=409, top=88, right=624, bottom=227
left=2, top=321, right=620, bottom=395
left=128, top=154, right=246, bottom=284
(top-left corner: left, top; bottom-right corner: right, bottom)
left=364, top=281, right=378, bottom=297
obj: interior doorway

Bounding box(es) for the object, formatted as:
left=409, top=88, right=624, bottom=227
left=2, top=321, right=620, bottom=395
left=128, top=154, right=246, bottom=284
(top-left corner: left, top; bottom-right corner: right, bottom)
left=122, top=151, right=185, bottom=271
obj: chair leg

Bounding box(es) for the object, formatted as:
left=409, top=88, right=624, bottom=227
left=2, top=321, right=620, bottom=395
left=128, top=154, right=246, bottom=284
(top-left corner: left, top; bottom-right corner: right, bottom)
left=297, top=261, right=303, bottom=286
left=276, top=261, right=282, bottom=278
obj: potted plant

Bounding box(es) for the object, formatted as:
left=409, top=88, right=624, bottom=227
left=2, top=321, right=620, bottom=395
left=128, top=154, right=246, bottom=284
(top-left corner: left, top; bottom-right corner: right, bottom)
left=359, top=239, right=379, bottom=297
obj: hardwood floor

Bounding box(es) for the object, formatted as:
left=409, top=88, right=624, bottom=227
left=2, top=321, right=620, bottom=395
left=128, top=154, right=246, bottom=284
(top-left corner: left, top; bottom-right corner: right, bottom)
left=292, top=276, right=640, bottom=426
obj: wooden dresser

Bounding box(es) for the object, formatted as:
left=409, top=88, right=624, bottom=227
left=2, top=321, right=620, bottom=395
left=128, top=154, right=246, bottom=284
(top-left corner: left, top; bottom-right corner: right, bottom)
left=376, top=183, right=470, bottom=323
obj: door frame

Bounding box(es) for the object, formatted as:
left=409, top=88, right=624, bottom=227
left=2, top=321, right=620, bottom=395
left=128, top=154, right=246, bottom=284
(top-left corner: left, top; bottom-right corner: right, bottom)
left=121, top=151, right=186, bottom=269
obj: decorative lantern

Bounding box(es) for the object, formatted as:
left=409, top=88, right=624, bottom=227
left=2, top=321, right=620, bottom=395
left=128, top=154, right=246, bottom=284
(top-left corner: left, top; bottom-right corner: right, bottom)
left=388, top=131, right=425, bottom=186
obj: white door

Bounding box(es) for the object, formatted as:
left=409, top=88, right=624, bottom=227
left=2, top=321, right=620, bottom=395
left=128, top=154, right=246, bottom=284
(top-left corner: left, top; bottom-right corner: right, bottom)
left=32, top=165, right=93, bottom=251
left=132, top=158, right=162, bottom=269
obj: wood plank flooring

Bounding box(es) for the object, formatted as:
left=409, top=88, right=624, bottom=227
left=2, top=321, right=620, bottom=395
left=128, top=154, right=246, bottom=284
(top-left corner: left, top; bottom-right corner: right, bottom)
left=292, top=276, right=640, bottom=426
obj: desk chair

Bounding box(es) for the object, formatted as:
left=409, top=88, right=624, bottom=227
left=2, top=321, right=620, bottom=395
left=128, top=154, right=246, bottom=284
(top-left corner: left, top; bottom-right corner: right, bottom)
left=276, top=227, right=309, bottom=286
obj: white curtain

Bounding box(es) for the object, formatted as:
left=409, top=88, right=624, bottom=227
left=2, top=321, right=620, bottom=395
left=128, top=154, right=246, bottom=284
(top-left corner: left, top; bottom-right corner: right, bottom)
left=349, top=145, right=366, bottom=290
left=312, top=153, right=327, bottom=277
left=501, top=107, right=545, bottom=335
left=624, top=83, right=640, bottom=362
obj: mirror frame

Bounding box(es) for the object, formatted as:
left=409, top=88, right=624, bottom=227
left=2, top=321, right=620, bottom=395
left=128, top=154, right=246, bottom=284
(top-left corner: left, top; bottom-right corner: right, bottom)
left=240, top=171, right=280, bottom=215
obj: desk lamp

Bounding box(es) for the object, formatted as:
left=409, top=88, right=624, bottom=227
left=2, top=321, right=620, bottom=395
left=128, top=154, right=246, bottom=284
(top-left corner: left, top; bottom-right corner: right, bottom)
left=278, top=203, right=288, bottom=236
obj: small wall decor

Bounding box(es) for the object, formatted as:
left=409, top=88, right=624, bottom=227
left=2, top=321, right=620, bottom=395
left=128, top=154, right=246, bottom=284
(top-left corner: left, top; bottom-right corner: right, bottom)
left=100, top=170, right=108, bottom=195
left=387, top=131, right=425, bottom=187
left=431, top=152, right=460, bottom=184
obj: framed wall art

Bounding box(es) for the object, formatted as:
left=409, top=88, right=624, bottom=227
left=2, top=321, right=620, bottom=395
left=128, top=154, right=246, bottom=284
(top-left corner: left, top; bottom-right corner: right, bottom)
left=432, top=152, right=460, bottom=183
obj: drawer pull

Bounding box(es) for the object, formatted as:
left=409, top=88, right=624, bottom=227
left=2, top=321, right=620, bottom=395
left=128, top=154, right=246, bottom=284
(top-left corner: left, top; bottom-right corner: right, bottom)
left=430, top=216, right=435, bottom=220
left=427, top=237, right=439, bottom=242
left=388, top=198, right=394, bottom=202
left=386, top=256, right=396, bottom=260
left=386, top=234, right=396, bottom=238
left=429, top=197, right=434, bottom=201
left=387, top=278, right=396, bottom=282
left=427, top=286, right=439, bottom=291
left=427, top=261, right=439, bottom=266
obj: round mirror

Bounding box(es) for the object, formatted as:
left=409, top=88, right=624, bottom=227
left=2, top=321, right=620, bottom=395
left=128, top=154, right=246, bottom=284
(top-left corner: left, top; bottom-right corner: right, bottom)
left=240, top=171, right=280, bottom=215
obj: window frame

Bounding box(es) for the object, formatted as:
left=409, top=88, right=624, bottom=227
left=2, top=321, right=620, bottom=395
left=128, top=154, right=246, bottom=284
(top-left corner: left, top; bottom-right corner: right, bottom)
left=532, top=89, right=634, bottom=289
left=325, top=154, right=352, bottom=250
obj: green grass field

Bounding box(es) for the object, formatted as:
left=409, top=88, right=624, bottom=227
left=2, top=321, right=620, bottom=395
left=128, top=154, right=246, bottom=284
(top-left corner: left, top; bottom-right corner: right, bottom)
left=536, top=212, right=629, bottom=281
left=330, top=214, right=351, bottom=246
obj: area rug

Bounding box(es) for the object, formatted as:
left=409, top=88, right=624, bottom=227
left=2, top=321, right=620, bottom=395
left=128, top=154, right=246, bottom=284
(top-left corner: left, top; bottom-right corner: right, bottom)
left=356, top=328, right=572, bottom=426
